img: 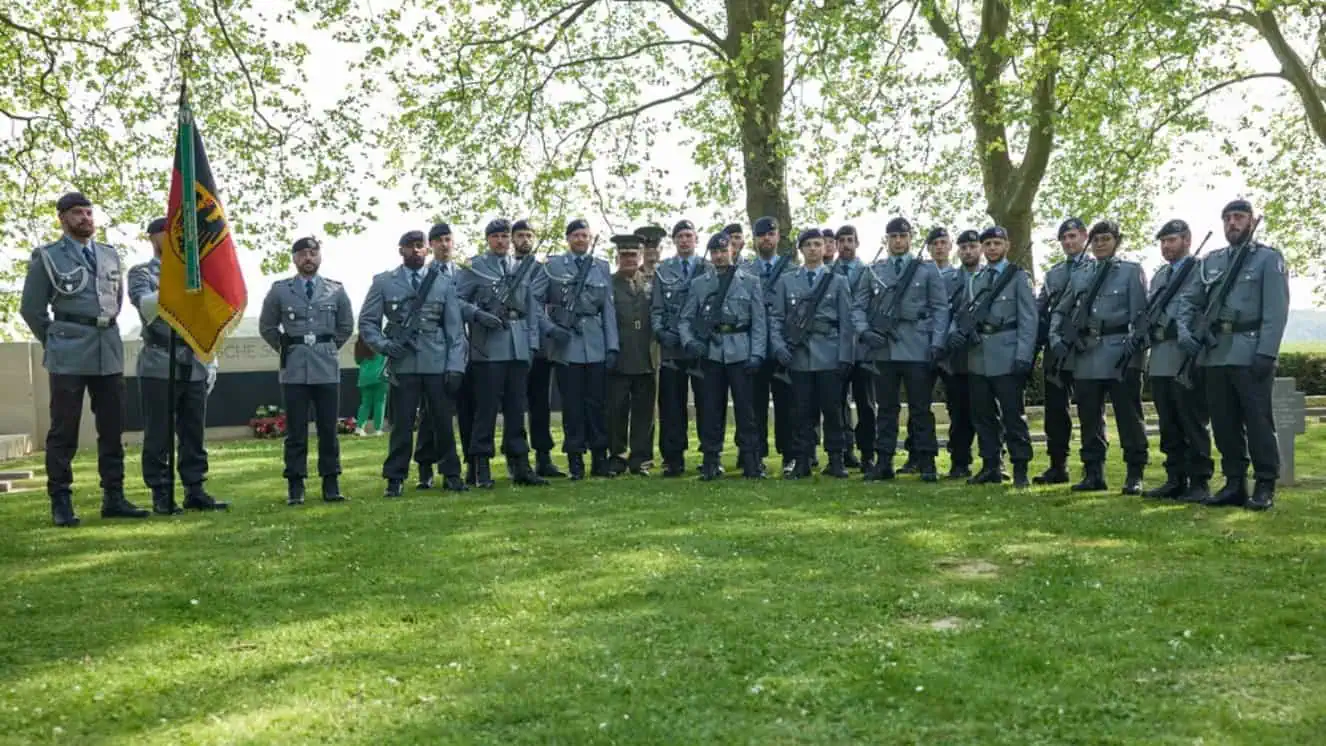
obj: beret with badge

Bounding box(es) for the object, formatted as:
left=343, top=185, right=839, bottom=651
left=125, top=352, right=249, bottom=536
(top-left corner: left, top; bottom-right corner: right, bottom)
left=1154, top=219, right=1190, bottom=240
left=565, top=218, right=589, bottom=236
left=754, top=216, right=779, bottom=235
left=978, top=226, right=1008, bottom=243
left=56, top=191, right=91, bottom=214
left=707, top=232, right=730, bottom=252
left=428, top=222, right=451, bottom=240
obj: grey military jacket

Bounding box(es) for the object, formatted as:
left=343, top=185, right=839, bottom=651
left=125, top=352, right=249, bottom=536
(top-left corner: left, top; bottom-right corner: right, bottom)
left=457, top=253, right=540, bottom=363
left=259, top=275, right=354, bottom=385
left=831, top=259, right=866, bottom=362
left=539, top=253, right=618, bottom=365
left=678, top=267, right=767, bottom=364
left=851, top=255, right=949, bottom=364
left=956, top=264, right=1038, bottom=378
left=1144, top=258, right=1202, bottom=377
left=20, top=235, right=125, bottom=376
left=1037, top=253, right=1093, bottom=370
left=359, top=265, right=467, bottom=376
left=527, top=260, right=552, bottom=359
left=127, top=257, right=209, bottom=382
left=650, top=255, right=711, bottom=360
left=1176, top=242, right=1290, bottom=367
left=769, top=267, right=854, bottom=372
left=1049, top=258, right=1147, bottom=380
left=938, top=265, right=977, bottom=375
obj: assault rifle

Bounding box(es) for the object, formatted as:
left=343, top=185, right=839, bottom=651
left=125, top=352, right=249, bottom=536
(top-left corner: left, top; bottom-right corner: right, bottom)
left=1044, top=253, right=1115, bottom=388
left=549, top=236, right=599, bottom=334
left=1176, top=217, right=1262, bottom=389
left=863, top=242, right=930, bottom=342
left=1113, top=231, right=1212, bottom=378
left=480, top=254, right=537, bottom=328
left=947, top=262, right=1023, bottom=355
left=784, top=268, right=836, bottom=348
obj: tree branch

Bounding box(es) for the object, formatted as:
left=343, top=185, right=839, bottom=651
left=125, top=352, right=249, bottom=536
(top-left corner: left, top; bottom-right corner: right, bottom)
left=656, top=0, right=727, bottom=53
left=0, top=10, right=122, bottom=55
left=1249, top=8, right=1326, bottom=147
left=210, top=0, right=284, bottom=143
left=562, top=74, right=717, bottom=169
left=457, top=0, right=599, bottom=53
left=919, top=0, right=970, bottom=66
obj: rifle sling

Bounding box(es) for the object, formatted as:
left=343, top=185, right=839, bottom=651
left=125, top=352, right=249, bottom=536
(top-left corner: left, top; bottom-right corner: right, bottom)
left=971, top=265, right=1021, bottom=327
left=798, top=271, right=837, bottom=326
left=393, top=265, right=441, bottom=331
left=702, top=268, right=738, bottom=334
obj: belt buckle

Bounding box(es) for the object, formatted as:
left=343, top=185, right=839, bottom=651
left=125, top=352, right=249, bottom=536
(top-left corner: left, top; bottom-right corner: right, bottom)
left=1152, top=328, right=1165, bottom=342
left=303, top=333, right=317, bottom=346
left=1218, top=322, right=1233, bottom=333
left=633, top=320, right=641, bottom=330
left=96, top=316, right=111, bottom=329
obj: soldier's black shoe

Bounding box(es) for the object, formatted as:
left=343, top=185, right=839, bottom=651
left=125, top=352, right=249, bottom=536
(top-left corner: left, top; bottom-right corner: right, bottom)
left=152, top=487, right=183, bottom=515
left=183, top=485, right=228, bottom=511
left=568, top=453, right=586, bottom=481
left=591, top=451, right=615, bottom=478
left=918, top=457, right=939, bottom=483
left=443, top=475, right=469, bottom=492
left=843, top=450, right=862, bottom=469
left=793, top=457, right=813, bottom=479
left=473, top=457, right=495, bottom=489
left=781, top=457, right=795, bottom=477
left=321, top=477, right=347, bottom=502
left=535, top=451, right=566, bottom=478
left=1144, top=473, right=1188, bottom=500
left=946, top=463, right=972, bottom=479
left=383, top=480, right=404, bottom=498
left=1012, top=461, right=1031, bottom=488
left=662, top=460, right=685, bottom=478
left=50, top=492, right=80, bottom=527
left=1246, top=479, right=1275, bottom=511
left=1121, top=465, right=1145, bottom=496
left=1032, top=461, right=1071, bottom=485
left=967, top=461, right=1005, bottom=485
left=417, top=464, right=435, bottom=490
left=699, top=457, right=722, bottom=481
left=809, top=454, right=820, bottom=469
left=628, top=460, right=651, bottom=477
left=859, top=454, right=874, bottom=473
left=1071, top=463, right=1108, bottom=492
left=464, top=460, right=477, bottom=487
left=101, top=490, right=150, bottom=519
left=864, top=454, right=895, bottom=482
left=740, top=452, right=764, bottom=479
left=287, top=480, right=306, bottom=505
left=823, top=452, right=850, bottom=479
left=606, top=456, right=629, bottom=476
left=511, top=454, right=549, bottom=486
left=1203, top=477, right=1248, bottom=507
left=1182, top=479, right=1211, bottom=503
left=897, top=457, right=918, bottom=475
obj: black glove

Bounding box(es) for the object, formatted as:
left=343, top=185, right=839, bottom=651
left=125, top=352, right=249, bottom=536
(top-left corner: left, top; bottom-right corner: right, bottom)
left=547, top=325, right=572, bottom=344
left=444, top=371, right=464, bottom=396
left=604, top=351, right=619, bottom=371
left=1050, top=341, right=1070, bottom=362
left=945, top=331, right=969, bottom=353
left=656, top=330, right=681, bottom=349
left=382, top=341, right=408, bottom=360
left=1013, top=359, right=1033, bottom=378
left=860, top=330, right=888, bottom=349
left=1251, top=354, right=1276, bottom=379
left=684, top=340, right=706, bottom=358
left=775, top=347, right=793, bottom=368
left=745, top=355, right=763, bottom=373
left=928, top=346, right=945, bottom=367
left=474, top=310, right=505, bottom=330
left=1177, top=334, right=1203, bottom=358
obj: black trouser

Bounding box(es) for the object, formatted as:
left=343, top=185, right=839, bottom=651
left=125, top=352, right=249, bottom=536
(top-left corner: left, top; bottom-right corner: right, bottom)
left=556, top=362, right=608, bottom=454
left=941, top=371, right=975, bottom=468
left=46, top=373, right=125, bottom=495
left=608, top=372, right=656, bottom=462
left=1043, top=368, right=1075, bottom=461
left=657, top=362, right=702, bottom=463
left=1205, top=365, right=1279, bottom=481
left=139, top=376, right=208, bottom=489
left=699, top=360, right=759, bottom=457
left=470, top=360, right=530, bottom=457
left=1152, top=375, right=1213, bottom=480
left=527, top=356, right=556, bottom=453
left=1075, top=370, right=1148, bottom=466
left=970, top=373, right=1032, bottom=463
left=873, top=361, right=938, bottom=458
left=751, top=359, right=794, bottom=459
left=415, top=369, right=475, bottom=466
left=384, top=374, right=459, bottom=481
left=840, top=364, right=875, bottom=455
left=282, top=382, right=341, bottom=480
left=792, top=370, right=847, bottom=459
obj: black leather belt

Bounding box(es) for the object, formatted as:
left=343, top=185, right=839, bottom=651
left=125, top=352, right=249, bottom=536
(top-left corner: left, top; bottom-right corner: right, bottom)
left=1213, top=320, right=1261, bottom=334
left=978, top=322, right=1016, bottom=334
left=1087, top=323, right=1130, bottom=337
left=811, top=320, right=837, bottom=334
left=55, top=312, right=115, bottom=329
left=717, top=324, right=751, bottom=334
left=282, top=333, right=334, bottom=346
left=1151, top=320, right=1178, bottom=342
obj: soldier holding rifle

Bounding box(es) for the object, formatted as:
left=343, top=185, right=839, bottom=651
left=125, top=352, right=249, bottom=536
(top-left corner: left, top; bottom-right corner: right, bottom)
left=1034, top=217, right=1091, bottom=485
left=650, top=220, right=708, bottom=477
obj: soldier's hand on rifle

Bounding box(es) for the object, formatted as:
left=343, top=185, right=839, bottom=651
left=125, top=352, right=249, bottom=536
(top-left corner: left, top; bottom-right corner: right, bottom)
left=474, top=310, right=505, bottom=330
left=1124, top=335, right=1146, bottom=355
left=1177, top=333, right=1202, bottom=358
left=944, top=331, right=968, bottom=353
left=745, top=355, right=763, bottom=373
left=444, top=371, right=464, bottom=396
left=927, top=345, right=945, bottom=368
left=547, top=325, right=572, bottom=344
left=656, top=330, right=681, bottom=349
left=684, top=340, right=706, bottom=358
left=1013, top=359, right=1033, bottom=378
left=383, top=341, right=409, bottom=360
left=1050, top=341, right=1069, bottom=362
left=774, top=347, right=793, bottom=367
left=1251, top=354, right=1276, bottom=380
left=860, top=330, right=888, bottom=349
left=605, top=351, right=619, bottom=371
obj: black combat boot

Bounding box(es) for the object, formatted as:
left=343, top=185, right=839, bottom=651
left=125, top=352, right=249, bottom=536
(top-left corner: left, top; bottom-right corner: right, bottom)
left=792, top=454, right=813, bottom=479
left=382, top=479, right=403, bottom=499
left=1033, top=457, right=1071, bottom=485
left=511, top=453, right=549, bottom=486
left=288, top=479, right=306, bottom=505
left=843, top=450, right=861, bottom=469
left=606, top=456, right=629, bottom=476
left=1182, top=478, right=1211, bottom=503
left=417, top=463, right=435, bottom=490
left=1246, top=479, right=1275, bottom=511
left=1012, top=461, right=1030, bottom=488
left=740, top=451, right=764, bottom=479
left=535, top=451, right=565, bottom=478
left=662, top=455, right=685, bottom=478
left=823, top=452, right=850, bottom=479
left=442, top=474, right=469, bottom=492
left=967, top=459, right=1005, bottom=485
left=473, top=457, right=495, bottom=489
left=464, top=460, right=477, bottom=486
left=699, top=453, right=722, bottom=481
left=1143, top=470, right=1187, bottom=500
left=864, top=452, right=895, bottom=482
left=1071, top=462, right=1108, bottom=492
left=897, top=455, right=918, bottom=475
left=590, top=450, right=614, bottom=478
left=183, top=484, right=228, bottom=511
left=152, top=486, right=182, bottom=515
left=858, top=451, right=875, bottom=473
left=321, top=476, right=347, bottom=502
left=1121, top=464, right=1145, bottom=496
left=101, top=489, right=150, bottom=519
left=918, top=455, right=938, bottom=483
left=627, top=458, right=651, bottom=476
left=568, top=453, right=586, bottom=481
left=1203, top=476, right=1248, bottom=507
left=946, top=462, right=972, bottom=479
left=50, top=491, right=80, bottom=527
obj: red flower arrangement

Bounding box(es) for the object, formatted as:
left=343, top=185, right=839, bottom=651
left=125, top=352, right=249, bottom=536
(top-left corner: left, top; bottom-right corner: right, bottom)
left=336, top=417, right=358, bottom=435
left=249, top=405, right=287, bottom=439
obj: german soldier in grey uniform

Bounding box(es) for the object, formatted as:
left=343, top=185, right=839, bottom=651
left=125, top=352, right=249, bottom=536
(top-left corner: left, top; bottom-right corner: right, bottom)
left=456, top=219, right=548, bottom=487
left=1176, top=199, right=1290, bottom=510
left=360, top=230, right=469, bottom=496
left=607, top=234, right=658, bottom=475
left=517, top=220, right=566, bottom=478
left=724, top=223, right=745, bottom=256
left=258, top=236, right=355, bottom=505
left=853, top=218, right=949, bottom=482
left=770, top=229, right=854, bottom=479
left=650, top=219, right=708, bottom=477
left=742, top=216, right=797, bottom=474
left=833, top=225, right=874, bottom=471
left=1144, top=219, right=1214, bottom=502
left=949, top=226, right=1037, bottom=487
left=20, top=192, right=146, bottom=526
left=128, top=217, right=227, bottom=514
left=937, top=230, right=982, bottom=478
left=1049, top=220, right=1149, bottom=495
left=539, top=219, right=619, bottom=480
left=414, top=221, right=474, bottom=488
left=1034, top=217, right=1091, bottom=485
left=680, top=231, right=767, bottom=480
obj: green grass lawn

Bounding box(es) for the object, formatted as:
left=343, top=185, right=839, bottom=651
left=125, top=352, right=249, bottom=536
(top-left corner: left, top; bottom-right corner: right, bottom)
left=2, top=429, right=1324, bottom=744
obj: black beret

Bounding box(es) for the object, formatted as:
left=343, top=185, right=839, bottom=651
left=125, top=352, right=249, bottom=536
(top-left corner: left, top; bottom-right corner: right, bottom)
left=611, top=234, right=643, bottom=252
left=398, top=230, right=425, bottom=247
left=821, top=228, right=836, bottom=239
left=146, top=217, right=168, bottom=235
left=956, top=229, right=980, bottom=244
left=672, top=220, right=695, bottom=237
left=754, top=216, right=778, bottom=235
left=291, top=236, right=320, bottom=254
left=428, top=222, right=451, bottom=240
left=925, top=226, right=949, bottom=244
left=835, top=224, right=857, bottom=238
left=484, top=219, right=512, bottom=236
left=978, top=226, right=1008, bottom=242
left=796, top=229, right=823, bottom=248
left=1155, top=219, right=1190, bottom=240
left=1088, top=220, right=1121, bottom=241
left=1057, top=217, right=1086, bottom=238
left=1221, top=199, right=1253, bottom=217
left=724, top=223, right=743, bottom=235
left=56, top=191, right=91, bottom=213
left=634, top=225, right=667, bottom=247
left=885, top=217, right=912, bottom=235
left=511, top=219, right=533, bottom=233
left=706, top=232, right=730, bottom=252
left=565, top=218, right=589, bottom=236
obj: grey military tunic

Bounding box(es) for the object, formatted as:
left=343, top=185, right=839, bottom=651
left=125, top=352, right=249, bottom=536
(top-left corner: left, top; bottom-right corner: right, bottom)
left=540, top=253, right=619, bottom=365
left=651, top=255, right=711, bottom=360
left=960, top=263, right=1038, bottom=378
left=457, top=254, right=541, bottom=363
left=1146, top=258, right=1202, bottom=378
left=937, top=265, right=974, bottom=374
left=769, top=267, right=854, bottom=372
left=831, top=258, right=865, bottom=362
left=358, top=266, right=467, bottom=375
left=678, top=267, right=767, bottom=364
left=259, top=275, right=355, bottom=385
left=1176, top=242, right=1290, bottom=367
left=851, top=255, right=950, bottom=363
left=20, top=236, right=124, bottom=376
left=1038, top=253, right=1094, bottom=371
left=127, top=257, right=210, bottom=382
left=1049, top=258, right=1148, bottom=380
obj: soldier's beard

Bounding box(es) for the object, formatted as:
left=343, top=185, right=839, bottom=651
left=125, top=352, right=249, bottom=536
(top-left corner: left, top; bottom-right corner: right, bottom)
left=1226, top=227, right=1249, bottom=246
left=403, top=255, right=426, bottom=270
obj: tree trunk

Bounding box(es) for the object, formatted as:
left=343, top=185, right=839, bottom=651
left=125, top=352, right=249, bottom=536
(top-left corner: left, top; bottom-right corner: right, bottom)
left=990, top=203, right=1035, bottom=271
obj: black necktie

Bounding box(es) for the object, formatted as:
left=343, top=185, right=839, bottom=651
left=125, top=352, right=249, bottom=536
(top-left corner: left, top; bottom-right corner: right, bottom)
left=807, top=270, right=815, bottom=290
left=410, top=271, right=420, bottom=291
left=305, top=279, right=314, bottom=300
left=682, top=260, right=690, bottom=280
left=83, top=244, right=96, bottom=271
left=894, top=257, right=903, bottom=273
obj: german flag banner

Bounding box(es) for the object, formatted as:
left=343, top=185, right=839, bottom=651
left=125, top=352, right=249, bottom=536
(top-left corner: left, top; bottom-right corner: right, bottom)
left=158, top=82, right=247, bottom=363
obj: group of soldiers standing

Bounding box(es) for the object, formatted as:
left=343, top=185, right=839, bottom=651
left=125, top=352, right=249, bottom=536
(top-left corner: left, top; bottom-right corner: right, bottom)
left=19, top=191, right=1290, bottom=527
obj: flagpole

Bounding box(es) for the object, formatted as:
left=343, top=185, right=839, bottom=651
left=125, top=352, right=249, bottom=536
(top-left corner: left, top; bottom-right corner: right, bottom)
left=167, top=330, right=178, bottom=506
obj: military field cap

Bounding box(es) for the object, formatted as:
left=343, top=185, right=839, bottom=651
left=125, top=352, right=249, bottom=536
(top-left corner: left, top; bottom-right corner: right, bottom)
left=796, top=229, right=823, bottom=248
left=672, top=220, right=695, bottom=237
left=428, top=222, right=451, bottom=240
left=1155, top=219, right=1190, bottom=240
left=956, top=229, right=980, bottom=244
left=821, top=228, right=836, bottom=239
left=885, top=217, right=912, bottom=235
left=484, top=219, right=512, bottom=236
left=511, top=219, right=533, bottom=233
left=56, top=192, right=91, bottom=213
left=926, top=226, right=949, bottom=244
left=565, top=218, right=589, bottom=236
left=398, top=230, right=425, bottom=247
left=1057, top=217, right=1086, bottom=238
left=291, top=236, right=321, bottom=253
left=978, top=226, right=1008, bottom=242
left=1088, top=220, right=1121, bottom=241
left=1221, top=199, right=1253, bottom=217
left=634, top=225, right=667, bottom=247
left=835, top=224, right=857, bottom=238
left=754, top=216, right=778, bottom=235
left=611, top=234, right=643, bottom=252
left=706, top=232, right=730, bottom=252
left=724, top=223, right=743, bottom=235
left=146, top=217, right=168, bottom=235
